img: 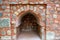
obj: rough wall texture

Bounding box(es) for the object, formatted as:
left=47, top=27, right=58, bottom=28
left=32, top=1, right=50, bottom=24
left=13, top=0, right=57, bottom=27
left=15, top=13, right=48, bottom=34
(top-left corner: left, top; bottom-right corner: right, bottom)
left=0, top=0, right=60, bottom=40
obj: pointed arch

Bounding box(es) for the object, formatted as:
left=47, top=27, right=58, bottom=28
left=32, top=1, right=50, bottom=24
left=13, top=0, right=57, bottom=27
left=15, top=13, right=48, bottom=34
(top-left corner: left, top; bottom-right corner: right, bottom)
left=15, top=10, right=41, bottom=27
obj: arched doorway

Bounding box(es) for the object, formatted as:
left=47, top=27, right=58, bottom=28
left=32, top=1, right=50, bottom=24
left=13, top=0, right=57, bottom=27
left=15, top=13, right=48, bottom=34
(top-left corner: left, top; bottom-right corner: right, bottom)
left=17, top=12, right=42, bottom=40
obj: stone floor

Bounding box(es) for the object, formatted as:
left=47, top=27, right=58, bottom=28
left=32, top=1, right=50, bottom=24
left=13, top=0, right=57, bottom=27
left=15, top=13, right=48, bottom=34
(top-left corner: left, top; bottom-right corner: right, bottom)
left=17, top=31, right=41, bottom=40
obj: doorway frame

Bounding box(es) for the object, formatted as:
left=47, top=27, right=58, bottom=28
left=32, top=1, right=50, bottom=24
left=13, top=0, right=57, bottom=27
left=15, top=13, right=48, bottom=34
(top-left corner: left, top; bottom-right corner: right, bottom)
left=10, top=4, right=47, bottom=40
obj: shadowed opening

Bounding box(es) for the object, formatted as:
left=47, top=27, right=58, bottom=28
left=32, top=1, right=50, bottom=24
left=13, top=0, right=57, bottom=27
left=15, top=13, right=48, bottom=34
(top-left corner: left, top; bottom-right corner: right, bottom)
left=17, top=12, right=42, bottom=40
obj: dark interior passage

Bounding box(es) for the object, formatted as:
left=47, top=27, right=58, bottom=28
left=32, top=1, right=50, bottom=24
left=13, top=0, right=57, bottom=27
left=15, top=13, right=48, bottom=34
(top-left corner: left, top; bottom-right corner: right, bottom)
left=17, top=12, right=42, bottom=38
left=20, top=13, right=38, bottom=32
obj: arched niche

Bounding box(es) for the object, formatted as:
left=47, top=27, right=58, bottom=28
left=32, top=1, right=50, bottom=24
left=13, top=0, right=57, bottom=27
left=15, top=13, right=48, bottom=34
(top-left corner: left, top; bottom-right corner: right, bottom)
left=15, top=10, right=41, bottom=27
left=10, top=4, right=47, bottom=40
left=14, top=10, right=46, bottom=40
left=17, top=10, right=42, bottom=39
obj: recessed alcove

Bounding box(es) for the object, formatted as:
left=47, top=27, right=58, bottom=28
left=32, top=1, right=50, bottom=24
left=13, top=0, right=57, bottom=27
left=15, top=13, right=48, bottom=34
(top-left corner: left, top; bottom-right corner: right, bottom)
left=16, top=12, right=42, bottom=40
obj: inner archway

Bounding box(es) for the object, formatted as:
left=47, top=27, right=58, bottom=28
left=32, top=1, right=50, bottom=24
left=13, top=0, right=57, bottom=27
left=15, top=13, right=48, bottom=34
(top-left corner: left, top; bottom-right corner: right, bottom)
left=17, top=12, right=42, bottom=40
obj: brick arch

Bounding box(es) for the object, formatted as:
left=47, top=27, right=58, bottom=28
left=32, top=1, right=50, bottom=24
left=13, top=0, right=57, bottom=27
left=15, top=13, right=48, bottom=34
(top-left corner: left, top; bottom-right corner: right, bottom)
left=15, top=10, right=45, bottom=28
left=14, top=9, right=46, bottom=40
left=19, top=10, right=41, bottom=24
left=15, top=10, right=43, bottom=27
left=15, top=10, right=46, bottom=40
left=12, top=5, right=46, bottom=40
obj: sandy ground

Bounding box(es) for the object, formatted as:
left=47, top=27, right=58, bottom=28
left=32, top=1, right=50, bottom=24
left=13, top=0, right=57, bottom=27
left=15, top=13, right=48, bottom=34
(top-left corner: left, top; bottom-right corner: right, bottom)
left=17, top=32, right=41, bottom=40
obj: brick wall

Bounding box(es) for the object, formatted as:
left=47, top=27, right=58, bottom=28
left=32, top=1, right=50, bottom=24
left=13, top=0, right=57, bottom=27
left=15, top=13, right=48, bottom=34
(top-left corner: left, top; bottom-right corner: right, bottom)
left=0, top=0, right=60, bottom=40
